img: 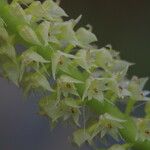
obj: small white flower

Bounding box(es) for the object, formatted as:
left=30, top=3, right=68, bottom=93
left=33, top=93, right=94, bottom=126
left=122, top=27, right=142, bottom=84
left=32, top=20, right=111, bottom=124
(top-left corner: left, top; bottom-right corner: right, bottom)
left=128, top=76, right=150, bottom=101
left=135, top=118, right=150, bottom=141
left=51, top=50, right=76, bottom=79
left=57, top=75, right=83, bottom=99
left=75, top=49, right=97, bottom=73
left=82, top=77, right=109, bottom=102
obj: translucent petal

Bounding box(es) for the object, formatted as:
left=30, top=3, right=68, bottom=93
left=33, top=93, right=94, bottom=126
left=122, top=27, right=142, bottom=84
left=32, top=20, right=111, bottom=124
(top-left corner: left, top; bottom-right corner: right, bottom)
left=39, top=95, right=65, bottom=123
left=55, top=21, right=79, bottom=48
left=88, top=122, right=102, bottom=140
left=139, top=77, right=149, bottom=90
left=42, top=0, right=68, bottom=18
left=71, top=15, right=82, bottom=27
left=23, top=73, right=54, bottom=93
left=51, top=51, right=61, bottom=79
left=59, top=75, right=83, bottom=83
left=2, top=62, right=20, bottom=86
left=36, top=21, right=50, bottom=46
left=34, top=73, right=54, bottom=91
left=95, top=48, right=113, bottom=69
left=76, top=27, right=97, bottom=47
left=102, top=113, right=126, bottom=123
left=73, top=111, right=80, bottom=127
left=75, top=50, right=96, bottom=72
left=21, top=47, right=49, bottom=64
left=110, top=60, right=134, bottom=81
left=25, top=1, right=45, bottom=21
left=0, top=17, right=5, bottom=27
left=83, top=77, right=106, bottom=102
left=64, top=98, right=80, bottom=108
left=13, top=0, right=34, bottom=4
left=10, top=2, right=31, bottom=23
left=0, top=27, right=9, bottom=45
left=128, top=76, right=149, bottom=101
left=0, top=44, right=16, bottom=60
left=19, top=25, right=41, bottom=45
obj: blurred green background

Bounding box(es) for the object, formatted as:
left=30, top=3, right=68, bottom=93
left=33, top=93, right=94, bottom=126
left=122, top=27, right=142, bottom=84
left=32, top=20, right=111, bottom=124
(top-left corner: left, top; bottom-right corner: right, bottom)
left=0, top=0, right=150, bottom=150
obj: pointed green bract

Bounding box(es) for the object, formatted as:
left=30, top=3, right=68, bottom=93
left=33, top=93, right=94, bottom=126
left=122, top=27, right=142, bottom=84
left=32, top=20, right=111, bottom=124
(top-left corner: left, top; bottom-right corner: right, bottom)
left=23, top=72, right=54, bottom=94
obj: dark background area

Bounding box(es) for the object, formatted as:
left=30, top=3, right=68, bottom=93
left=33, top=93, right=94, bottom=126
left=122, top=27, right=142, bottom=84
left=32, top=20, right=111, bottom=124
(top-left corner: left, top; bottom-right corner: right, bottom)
left=0, top=0, right=150, bottom=150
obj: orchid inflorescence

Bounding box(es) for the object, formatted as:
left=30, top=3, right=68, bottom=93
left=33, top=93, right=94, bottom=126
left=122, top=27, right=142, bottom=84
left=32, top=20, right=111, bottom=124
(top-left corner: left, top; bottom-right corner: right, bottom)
left=0, top=0, right=150, bottom=149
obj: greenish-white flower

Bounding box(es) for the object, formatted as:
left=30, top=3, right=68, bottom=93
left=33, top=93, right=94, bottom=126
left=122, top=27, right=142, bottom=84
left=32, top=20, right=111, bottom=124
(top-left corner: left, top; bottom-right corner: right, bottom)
left=51, top=50, right=76, bottom=79
left=73, top=113, right=125, bottom=146
left=63, top=98, right=81, bottom=126
left=25, top=0, right=68, bottom=22
left=39, top=95, right=81, bottom=125
left=135, top=118, right=150, bottom=141
left=109, top=60, right=134, bottom=81
left=52, top=21, right=79, bottom=49
left=75, top=49, right=97, bottom=73
left=57, top=75, right=83, bottom=99
left=97, top=113, right=125, bottom=139
left=82, top=77, right=109, bottom=102
left=128, top=76, right=150, bottom=101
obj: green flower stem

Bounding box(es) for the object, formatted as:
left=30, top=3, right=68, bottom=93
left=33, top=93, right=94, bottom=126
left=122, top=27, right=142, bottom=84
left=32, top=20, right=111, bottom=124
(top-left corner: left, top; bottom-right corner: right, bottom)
left=125, top=99, right=136, bottom=115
